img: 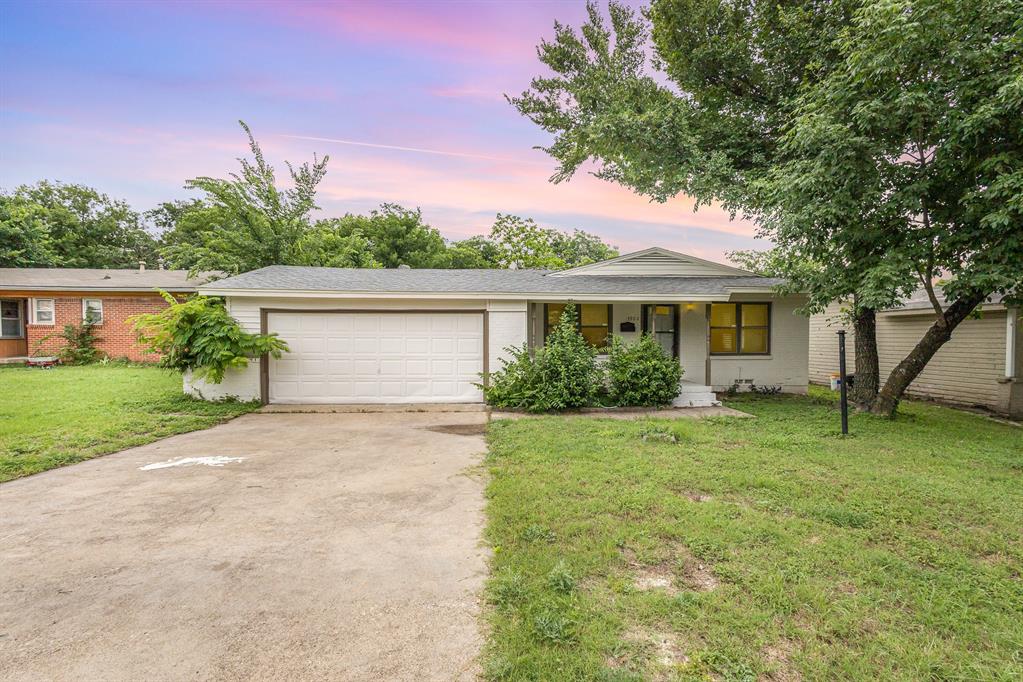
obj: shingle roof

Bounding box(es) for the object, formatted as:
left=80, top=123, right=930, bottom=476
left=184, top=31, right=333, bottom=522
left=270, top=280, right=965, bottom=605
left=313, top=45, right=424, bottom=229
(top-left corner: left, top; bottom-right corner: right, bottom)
left=199, top=265, right=784, bottom=297
left=887, top=286, right=1006, bottom=312
left=0, top=268, right=205, bottom=292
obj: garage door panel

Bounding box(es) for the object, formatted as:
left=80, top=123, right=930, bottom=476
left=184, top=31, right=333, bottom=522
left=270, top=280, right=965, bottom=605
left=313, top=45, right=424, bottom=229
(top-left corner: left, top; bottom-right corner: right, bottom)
left=299, top=315, right=326, bottom=332
left=325, top=316, right=353, bottom=332
left=458, top=359, right=483, bottom=375
left=405, top=338, right=429, bottom=354
left=268, top=312, right=485, bottom=404
left=431, top=338, right=454, bottom=354
left=378, top=337, right=404, bottom=354
left=379, top=359, right=404, bottom=375
left=430, top=316, right=458, bottom=332
left=353, top=316, right=380, bottom=333
left=301, top=359, right=327, bottom=375
left=379, top=316, right=404, bottom=332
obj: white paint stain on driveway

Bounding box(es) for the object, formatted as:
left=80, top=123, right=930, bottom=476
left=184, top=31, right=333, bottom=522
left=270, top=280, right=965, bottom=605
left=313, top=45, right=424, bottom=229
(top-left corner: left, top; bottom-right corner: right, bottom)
left=140, top=456, right=246, bottom=471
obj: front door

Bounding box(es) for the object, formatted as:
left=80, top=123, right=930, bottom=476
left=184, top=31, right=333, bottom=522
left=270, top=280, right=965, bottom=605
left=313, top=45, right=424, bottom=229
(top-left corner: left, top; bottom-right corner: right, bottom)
left=0, top=299, right=27, bottom=358
left=642, top=304, right=679, bottom=358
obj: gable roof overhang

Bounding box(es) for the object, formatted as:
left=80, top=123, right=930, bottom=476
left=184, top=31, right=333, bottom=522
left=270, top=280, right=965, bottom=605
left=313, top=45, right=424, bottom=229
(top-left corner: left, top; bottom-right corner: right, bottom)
left=548, top=247, right=756, bottom=277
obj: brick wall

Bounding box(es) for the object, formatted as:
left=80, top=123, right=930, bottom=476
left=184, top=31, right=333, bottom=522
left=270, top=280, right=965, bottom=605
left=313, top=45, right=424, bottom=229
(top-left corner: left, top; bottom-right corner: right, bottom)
left=26, top=295, right=172, bottom=362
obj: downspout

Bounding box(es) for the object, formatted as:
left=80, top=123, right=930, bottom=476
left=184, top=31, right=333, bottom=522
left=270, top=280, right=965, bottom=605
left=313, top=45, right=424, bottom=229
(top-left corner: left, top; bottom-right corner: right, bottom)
left=1005, top=307, right=1018, bottom=380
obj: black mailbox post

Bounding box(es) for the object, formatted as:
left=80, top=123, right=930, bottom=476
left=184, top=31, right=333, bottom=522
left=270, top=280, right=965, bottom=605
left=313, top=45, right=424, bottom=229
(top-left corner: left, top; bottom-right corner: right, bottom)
left=837, top=330, right=849, bottom=435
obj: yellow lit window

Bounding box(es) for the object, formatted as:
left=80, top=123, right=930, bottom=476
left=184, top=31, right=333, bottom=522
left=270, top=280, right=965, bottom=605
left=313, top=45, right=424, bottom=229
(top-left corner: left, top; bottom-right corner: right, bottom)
left=710, top=303, right=770, bottom=354
left=545, top=303, right=611, bottom=349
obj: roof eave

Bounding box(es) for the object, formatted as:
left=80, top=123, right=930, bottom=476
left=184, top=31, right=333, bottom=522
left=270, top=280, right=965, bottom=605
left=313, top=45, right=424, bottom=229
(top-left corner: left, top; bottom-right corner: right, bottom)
left=199, top=287, right=797, bottom=301
left=0, top=285, right=196, bottom=293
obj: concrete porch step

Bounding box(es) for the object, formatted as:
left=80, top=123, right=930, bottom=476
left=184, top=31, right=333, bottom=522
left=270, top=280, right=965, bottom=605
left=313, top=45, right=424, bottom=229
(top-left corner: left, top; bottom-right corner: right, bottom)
left=673, top=382, right=721, bottom=408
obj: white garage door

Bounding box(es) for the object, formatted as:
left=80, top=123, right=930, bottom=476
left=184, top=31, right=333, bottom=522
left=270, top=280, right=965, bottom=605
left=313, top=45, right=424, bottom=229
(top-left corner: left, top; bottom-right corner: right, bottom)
left=267, top=311, right=485, bottom=404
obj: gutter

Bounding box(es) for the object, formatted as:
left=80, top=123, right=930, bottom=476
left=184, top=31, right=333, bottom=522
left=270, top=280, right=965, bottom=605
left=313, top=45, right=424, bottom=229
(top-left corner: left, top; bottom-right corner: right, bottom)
left=197, top=287, right=796, bottom=302
left=0, top=286, right=197, bottom=293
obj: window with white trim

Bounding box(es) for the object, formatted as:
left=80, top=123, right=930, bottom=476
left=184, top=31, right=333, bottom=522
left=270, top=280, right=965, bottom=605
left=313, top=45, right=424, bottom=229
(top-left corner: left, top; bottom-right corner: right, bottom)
left=32, top=298, right=55, bottom=325
left=1, top=300, right=23, bottom=338
left=83, top=298, right=104, bottom=325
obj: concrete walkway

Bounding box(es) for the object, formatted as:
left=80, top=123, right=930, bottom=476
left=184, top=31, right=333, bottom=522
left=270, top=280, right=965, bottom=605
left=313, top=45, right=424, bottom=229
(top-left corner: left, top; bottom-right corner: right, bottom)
left=0, top=411, right=488, bottom=681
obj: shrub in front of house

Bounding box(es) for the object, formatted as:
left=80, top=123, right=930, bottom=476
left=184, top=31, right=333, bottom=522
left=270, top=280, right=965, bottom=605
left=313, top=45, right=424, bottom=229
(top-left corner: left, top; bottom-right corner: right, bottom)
left=605, top=334, right=683, bottom=407
left=131, top=291, right=288, bottom=383
left=483, top=303, right=601, bottom=412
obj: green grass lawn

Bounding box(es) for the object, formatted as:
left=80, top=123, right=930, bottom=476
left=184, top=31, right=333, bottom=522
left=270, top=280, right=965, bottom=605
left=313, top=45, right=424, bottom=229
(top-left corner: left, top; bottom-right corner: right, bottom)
left=0, top=364, right=259, bottom=482
left=483, top=388, right=1023, bottom=681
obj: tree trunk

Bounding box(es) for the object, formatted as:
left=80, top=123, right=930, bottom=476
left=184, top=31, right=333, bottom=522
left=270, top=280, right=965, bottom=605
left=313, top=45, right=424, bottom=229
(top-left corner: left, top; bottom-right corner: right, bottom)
left=850, top=307, right=879, bottom=409
left=870, top=291, right=988, bottom=417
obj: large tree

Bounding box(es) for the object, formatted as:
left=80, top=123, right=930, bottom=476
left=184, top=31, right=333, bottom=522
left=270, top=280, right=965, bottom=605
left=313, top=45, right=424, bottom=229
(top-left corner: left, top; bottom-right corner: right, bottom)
left=1, top=181, right=158, bottom=268
left=161, top=121, right=341, bottom=275
left=512, top=0, right=1021, bottom=415
left=755, top=0, right=1022, bottom=414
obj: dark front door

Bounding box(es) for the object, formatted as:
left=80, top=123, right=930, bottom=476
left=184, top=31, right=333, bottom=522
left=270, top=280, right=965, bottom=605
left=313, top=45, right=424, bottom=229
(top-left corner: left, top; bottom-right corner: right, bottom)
left=641, top=304, right=679, bottom=358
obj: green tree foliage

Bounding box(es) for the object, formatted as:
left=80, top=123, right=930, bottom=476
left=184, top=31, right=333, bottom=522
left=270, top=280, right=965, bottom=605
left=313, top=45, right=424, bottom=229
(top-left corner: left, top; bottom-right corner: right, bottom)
left=0, top=194, right=60, bottom=267
left=162, top=121, right=334, bottom=275
left=131, top=292, right=288, bottom=383
left=0, top=181, right=157, bottom=268
left=605, top=334, right=682, bottom=406
left=512, top=0, right=1022, bottom=415
left=444, top=235, right=503, bottom=269
left=291, top=221, right=380, bottom=268
left=316, top=204, right=448, bottom=268
left=764, top=0, right=1023, bottom=414
left=448, top=214, right=617, bottom=269
left=484, top=304, right=601, bottom=411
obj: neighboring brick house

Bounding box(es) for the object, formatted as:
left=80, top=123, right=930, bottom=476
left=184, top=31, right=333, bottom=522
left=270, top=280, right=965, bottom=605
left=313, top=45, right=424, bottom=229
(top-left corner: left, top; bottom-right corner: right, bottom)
left=0, top=268, right=202, bottom=363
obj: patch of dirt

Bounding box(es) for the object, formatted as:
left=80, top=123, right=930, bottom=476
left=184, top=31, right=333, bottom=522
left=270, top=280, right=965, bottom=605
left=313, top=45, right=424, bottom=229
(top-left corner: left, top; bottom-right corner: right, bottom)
left=422, top=423, right=486, bottom=436
left=762, top=637, right=802, bottom=681
left=623, top=545, right=719, bottom=594
left=682, top=491, right=713, bottom=503
left=611, top=629, right=690, bottom=680
left=633, top=567, right=677, bottom=594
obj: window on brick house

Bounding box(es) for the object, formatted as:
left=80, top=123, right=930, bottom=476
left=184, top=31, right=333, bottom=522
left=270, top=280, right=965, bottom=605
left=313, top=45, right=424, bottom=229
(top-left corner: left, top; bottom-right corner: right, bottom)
left=32, top=298, right=55, bottom=325
left=83, top=298, right=104, bottom=325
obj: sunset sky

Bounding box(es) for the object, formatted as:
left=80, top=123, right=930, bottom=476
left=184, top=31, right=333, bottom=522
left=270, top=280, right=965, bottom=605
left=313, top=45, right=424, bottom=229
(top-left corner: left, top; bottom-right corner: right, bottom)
left=0, top=0, right=762, bottom=262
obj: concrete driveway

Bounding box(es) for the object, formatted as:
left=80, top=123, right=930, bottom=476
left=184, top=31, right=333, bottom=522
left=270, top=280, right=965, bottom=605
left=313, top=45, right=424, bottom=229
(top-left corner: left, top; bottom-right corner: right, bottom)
left=0, top=411, right=489, bottom=681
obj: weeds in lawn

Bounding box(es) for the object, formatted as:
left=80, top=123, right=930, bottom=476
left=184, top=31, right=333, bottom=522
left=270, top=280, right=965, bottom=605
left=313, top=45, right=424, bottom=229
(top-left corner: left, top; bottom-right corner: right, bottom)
left=532, top=605, right=577, bottom=644
left=546, top=560, right=575, bottom=594
left=521, top=523, right=556, bottom=543
left=482, top=389, right=1023, bottom=680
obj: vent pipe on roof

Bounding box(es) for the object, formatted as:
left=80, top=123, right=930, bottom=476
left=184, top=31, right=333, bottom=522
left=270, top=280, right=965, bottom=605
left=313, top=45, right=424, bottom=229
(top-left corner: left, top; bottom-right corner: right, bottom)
left=397, top=264, right=411, bottom=269
left=139, top=261, right=146, bottom=272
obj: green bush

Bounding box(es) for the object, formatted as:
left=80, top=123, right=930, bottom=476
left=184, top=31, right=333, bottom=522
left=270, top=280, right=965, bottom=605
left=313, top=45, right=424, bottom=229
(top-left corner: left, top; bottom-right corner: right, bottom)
left=131, top=291, right=288, bottom=383
left=57, top=322, right=103, bottom=364
left=483, top=303, right=600, bottom=411
left=605, top=334, right=683, bottom=407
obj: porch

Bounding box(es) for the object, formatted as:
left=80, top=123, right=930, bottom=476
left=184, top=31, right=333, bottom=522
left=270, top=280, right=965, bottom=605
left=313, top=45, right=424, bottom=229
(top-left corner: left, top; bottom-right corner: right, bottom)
left=526, top=299, right=805, bottom=403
